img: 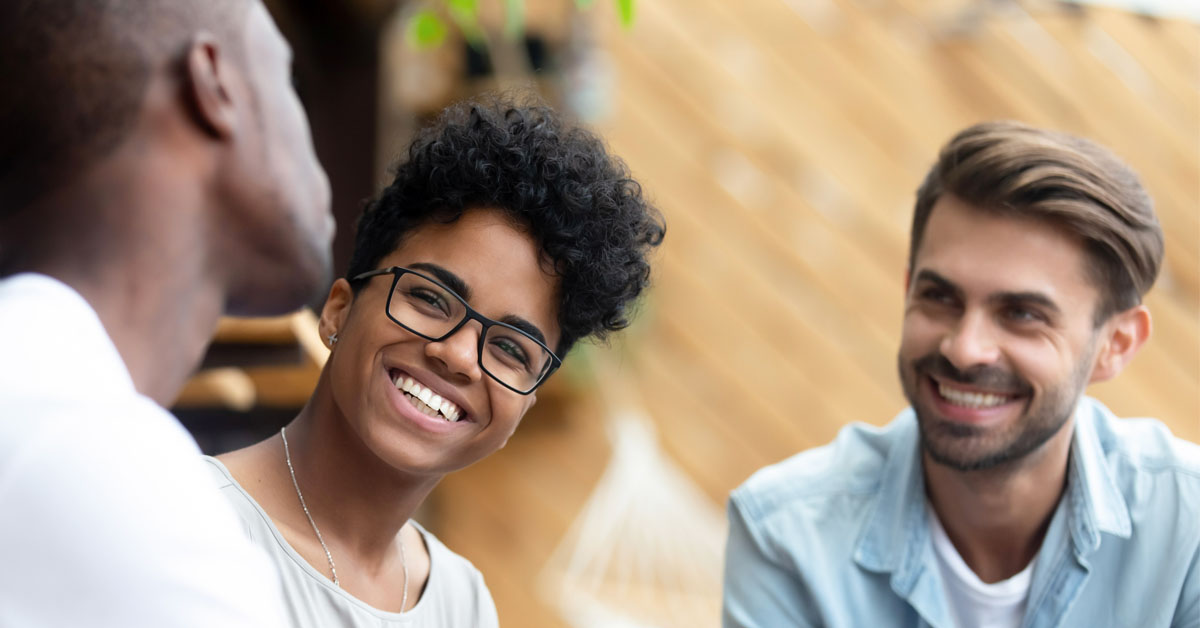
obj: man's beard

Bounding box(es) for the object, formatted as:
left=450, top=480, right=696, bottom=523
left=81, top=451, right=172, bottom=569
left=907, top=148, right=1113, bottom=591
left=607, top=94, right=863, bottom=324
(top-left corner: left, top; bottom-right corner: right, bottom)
left=898, top=350, right=1091, bottom=472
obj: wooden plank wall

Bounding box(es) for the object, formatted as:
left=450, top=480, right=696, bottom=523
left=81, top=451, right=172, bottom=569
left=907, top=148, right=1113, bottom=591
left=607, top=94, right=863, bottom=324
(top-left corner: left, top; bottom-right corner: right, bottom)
left=429, top=1, right=1199, bottom=626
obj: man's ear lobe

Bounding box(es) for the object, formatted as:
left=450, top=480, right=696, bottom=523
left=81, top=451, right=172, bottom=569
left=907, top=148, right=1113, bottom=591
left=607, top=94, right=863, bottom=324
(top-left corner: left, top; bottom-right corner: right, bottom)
left=183, top=34, right=237, bottom=139
left=1089, top=305, right=1151, bottom=384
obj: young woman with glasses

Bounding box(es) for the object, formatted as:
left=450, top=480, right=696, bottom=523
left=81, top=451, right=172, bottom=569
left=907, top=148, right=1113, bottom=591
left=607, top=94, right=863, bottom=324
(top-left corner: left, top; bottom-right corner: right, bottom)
left=203, top=96, right=664, bottom=627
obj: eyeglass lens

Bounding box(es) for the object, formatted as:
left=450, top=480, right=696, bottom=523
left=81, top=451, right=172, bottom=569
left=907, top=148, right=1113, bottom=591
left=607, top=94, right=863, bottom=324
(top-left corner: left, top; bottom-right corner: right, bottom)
left=388, top=272, right=552, bottom=391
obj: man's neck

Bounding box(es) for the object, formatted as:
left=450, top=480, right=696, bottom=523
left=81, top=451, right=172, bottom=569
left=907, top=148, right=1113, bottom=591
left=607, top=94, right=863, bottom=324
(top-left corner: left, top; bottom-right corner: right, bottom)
left=924, top=419, right=1075, bottom=583
left=70, top=266, right=224, bottom=406
left=4, top=152, right=226, bottom=406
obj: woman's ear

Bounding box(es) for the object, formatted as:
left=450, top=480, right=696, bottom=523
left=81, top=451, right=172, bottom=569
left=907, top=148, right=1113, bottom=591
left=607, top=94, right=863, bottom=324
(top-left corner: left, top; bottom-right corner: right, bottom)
left=1089, top=305, right=1151, bottom=384
left=318, top=278, right=354, bottom=349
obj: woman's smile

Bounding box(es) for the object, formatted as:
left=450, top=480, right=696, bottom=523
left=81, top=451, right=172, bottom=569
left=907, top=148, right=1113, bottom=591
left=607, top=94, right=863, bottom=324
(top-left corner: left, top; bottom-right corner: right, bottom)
left=389, top=368, right=466, bottom=423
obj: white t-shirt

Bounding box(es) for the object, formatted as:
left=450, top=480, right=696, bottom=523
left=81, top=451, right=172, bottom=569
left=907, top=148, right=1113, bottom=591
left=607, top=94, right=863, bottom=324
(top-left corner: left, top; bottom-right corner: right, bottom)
left=0, top=273, right=287, bottom=627
left=206, top=457, right=501, bottom=628
left=927, top=504, right=1036, bottom=628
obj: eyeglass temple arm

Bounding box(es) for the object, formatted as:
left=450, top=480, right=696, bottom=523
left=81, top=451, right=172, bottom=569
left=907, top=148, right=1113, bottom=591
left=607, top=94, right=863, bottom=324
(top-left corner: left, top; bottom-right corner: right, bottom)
left=349, top=267, right=399, bottom=282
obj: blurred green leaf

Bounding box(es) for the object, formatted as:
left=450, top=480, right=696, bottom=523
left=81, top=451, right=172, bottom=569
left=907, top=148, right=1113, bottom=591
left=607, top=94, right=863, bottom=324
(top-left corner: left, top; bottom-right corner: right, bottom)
left=446, top=0, right=478, bottom=15
left=443, top=0, right=485, bottom=50
left=617, top=0, right=635, bottom=28
left=409, top=0, right=631, bottom=52
left=406, top=10, right=448, bottom=49
left=503, top=0, right=525, bottom=40
left=445, top=0, right=478, bottom=34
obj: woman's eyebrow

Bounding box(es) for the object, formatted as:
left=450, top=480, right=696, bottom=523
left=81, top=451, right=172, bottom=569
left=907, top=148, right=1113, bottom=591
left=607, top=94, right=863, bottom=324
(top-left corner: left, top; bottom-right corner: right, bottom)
left=409, top=262, right=471, bottom=301
left=409, top=261, right=550, bottom=346
left=500, top=315, right=548, bottom=346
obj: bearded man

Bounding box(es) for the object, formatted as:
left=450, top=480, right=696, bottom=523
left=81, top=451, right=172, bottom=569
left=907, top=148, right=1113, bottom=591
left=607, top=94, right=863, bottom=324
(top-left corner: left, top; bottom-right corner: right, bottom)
left=723, top=121, right=1199, bottom=628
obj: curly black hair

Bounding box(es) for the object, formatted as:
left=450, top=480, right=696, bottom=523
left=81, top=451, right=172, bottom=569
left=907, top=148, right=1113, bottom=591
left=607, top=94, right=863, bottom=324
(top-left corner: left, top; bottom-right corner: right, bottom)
left=346, top=95, right=665, bottom=356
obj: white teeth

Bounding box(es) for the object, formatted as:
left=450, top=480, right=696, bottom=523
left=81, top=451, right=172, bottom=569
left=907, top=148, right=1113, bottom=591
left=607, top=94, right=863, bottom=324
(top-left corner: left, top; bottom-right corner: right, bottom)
left=392, top=372, right=464, bottom=422
left=441, top=399, right=460, bottom=422
left=938, top=383, right=1009, bottom=409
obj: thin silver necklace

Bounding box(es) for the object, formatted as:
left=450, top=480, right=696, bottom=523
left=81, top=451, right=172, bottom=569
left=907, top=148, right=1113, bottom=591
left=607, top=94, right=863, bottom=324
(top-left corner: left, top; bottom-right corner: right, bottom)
left=281, top=426, right=409, bottom=612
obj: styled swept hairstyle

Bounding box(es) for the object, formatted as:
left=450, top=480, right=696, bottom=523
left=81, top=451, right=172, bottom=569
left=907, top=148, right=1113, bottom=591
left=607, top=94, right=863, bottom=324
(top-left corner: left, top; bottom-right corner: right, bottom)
left=912, top=121, right=1163, bottom=323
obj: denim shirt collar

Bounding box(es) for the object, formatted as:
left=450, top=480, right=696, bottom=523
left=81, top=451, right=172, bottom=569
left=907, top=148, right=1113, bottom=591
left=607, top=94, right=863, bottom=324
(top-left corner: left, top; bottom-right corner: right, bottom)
left=1063, top=398, right=1133, bottom=553
left=853, top=398, right=1132, bottom=583
left=853, top=409, right=924, bottom=575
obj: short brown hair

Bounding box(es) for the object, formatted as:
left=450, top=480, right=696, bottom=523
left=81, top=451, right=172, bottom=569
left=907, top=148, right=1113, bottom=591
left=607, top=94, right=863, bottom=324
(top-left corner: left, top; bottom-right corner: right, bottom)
left=911, top=121, right=1163, bottom=323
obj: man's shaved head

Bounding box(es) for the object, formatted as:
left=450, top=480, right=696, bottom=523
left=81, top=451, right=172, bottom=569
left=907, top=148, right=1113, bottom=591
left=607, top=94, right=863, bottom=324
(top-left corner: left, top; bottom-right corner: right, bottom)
left=0, top=0, right=250, bottom=215
left=0, top=0, right=332, bottom=403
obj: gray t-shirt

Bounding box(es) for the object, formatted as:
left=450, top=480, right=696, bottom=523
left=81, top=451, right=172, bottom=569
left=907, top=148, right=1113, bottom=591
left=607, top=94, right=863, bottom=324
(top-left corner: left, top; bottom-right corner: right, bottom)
left=205, top=457, right=500, bottom=628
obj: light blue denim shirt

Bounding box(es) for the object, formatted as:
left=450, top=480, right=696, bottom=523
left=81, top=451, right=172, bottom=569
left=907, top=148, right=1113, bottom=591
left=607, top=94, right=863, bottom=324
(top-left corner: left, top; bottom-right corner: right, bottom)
left=723, top=397, right=1200, bottom=628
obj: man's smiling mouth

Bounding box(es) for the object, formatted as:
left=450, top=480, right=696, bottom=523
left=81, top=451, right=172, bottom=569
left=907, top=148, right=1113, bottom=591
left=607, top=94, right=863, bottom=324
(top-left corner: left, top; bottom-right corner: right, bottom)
left=934, top=378, right=1018, bottom=409
left=390, top=370, right=464, bottom=422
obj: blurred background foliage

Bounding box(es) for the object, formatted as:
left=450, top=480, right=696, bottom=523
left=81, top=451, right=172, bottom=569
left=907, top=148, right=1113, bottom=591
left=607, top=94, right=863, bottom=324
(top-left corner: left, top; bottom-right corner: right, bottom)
left=406, top=0, right=635, bottom=50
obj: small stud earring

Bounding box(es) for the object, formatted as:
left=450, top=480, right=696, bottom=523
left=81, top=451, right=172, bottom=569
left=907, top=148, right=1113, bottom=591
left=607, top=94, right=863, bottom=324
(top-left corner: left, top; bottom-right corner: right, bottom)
left=327, top=332, right=338, bottom=346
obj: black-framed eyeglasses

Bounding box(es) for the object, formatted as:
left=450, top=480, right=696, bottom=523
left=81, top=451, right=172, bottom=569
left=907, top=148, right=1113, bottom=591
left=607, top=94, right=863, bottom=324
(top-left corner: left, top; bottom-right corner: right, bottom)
left=350, top=266, right=561, bottom=395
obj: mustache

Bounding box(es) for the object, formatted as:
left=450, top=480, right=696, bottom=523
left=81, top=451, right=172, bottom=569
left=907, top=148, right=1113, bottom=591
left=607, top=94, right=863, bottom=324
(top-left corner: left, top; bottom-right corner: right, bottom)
left=912, top=353, right=1030, bottom=394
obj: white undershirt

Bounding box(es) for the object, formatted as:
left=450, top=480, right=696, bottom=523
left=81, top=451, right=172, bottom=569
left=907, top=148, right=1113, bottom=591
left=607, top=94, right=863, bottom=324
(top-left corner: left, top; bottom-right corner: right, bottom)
left=927, top=504, right=1036, bottom=628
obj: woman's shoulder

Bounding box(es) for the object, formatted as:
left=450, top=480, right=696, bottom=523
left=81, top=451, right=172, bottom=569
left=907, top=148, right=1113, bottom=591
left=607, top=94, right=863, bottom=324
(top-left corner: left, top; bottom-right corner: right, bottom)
left=202, top=455, right=251, bottom=500
left=202, top=454, right=234, bottom=485
left=411, top=521, right=499, bottom=626
left=412, top=521, right=486, bottom=584
left=201, top=455, right=275, bottom=540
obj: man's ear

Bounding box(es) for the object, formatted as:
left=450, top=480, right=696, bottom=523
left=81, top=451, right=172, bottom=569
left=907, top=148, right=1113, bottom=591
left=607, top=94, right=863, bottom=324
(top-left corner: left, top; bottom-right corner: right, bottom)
left=1089, top=304, right=1151, bottom=384
left=318, top=279, right=354, bottom=348
left=183, top=34, right=238, bottom=139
